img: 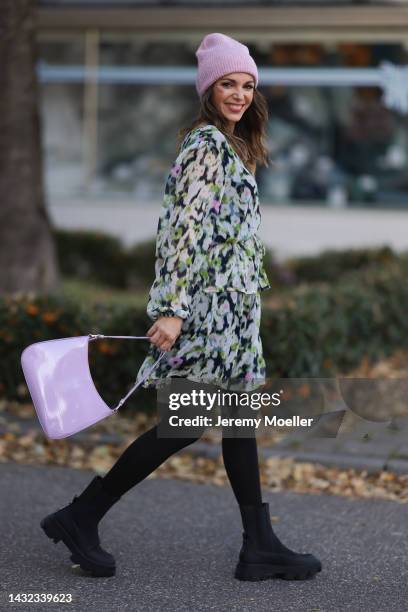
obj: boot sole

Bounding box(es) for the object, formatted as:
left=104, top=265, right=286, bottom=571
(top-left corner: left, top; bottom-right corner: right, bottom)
left=40, top=515, right=115, bottom=578
left=235, top=561, right=321, bottom=581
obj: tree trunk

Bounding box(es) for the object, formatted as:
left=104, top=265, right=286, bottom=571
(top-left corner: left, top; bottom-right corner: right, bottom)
left=0, top=0, right=60, bottom=294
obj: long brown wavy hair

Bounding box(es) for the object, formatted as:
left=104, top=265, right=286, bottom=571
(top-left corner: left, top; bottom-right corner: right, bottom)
left=175, top=82, right=272, bottom=175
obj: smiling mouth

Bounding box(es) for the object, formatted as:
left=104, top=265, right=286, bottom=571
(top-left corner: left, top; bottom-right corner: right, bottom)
left=225, top=103, right=244, bottom=111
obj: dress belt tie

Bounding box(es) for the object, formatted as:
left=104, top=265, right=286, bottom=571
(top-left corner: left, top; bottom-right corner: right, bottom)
left=211, top=236, right=253, bottom=246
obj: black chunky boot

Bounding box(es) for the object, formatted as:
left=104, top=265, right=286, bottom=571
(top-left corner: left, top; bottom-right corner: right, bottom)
left=40, top=475, right=122, bottom=577
left=234, top=502, right=322, bottom=581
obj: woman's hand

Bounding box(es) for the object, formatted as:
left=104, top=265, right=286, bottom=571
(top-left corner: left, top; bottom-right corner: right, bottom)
left=147, top=316, right=184, bottom=351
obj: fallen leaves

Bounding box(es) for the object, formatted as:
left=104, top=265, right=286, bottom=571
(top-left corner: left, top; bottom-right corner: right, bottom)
left=154, top=453, right=408, bottom=503
left=345, top=348, right=408, bottom=379
left=1, top=421, right=407, bottom=503
left=2, top=348, right=408, bottom=503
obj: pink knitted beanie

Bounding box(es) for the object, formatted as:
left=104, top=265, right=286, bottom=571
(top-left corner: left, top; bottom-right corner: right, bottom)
left=195, top=32, right=259, bottom=98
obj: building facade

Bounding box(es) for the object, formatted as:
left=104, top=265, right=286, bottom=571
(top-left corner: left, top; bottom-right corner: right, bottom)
left=37, top=1, right=408, bottom=209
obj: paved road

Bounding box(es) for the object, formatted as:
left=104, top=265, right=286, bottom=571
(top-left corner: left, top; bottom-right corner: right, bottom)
left=0, top=462, right=407, bottom=612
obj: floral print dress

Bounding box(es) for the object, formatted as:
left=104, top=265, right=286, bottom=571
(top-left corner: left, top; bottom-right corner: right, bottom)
left=135, top=124, right=271, bottom=391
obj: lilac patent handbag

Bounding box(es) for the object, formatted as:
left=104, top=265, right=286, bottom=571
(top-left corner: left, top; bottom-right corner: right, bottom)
left=20, top=334, right=167, bottom=440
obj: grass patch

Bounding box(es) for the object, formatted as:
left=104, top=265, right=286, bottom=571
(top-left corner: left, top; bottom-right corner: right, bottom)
left=60, top=276, right=149, bottom=308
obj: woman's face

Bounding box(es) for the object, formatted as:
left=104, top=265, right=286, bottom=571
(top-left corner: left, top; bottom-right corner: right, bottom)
left=211, top=72, right=255, bottom=131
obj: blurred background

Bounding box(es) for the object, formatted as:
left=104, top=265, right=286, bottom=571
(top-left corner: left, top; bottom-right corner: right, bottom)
left=36, top=0, right=408, bottom=257
left=1, top=0, right=408, bottom=530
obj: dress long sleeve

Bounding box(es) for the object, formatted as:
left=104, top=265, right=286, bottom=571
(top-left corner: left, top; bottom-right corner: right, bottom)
left=147, top=139, right=226, bottom=321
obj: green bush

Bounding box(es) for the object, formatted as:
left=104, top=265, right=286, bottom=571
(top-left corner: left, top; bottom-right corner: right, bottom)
left=4, top=263, right=408, bottom=412
left=124, top=239, right=156, bottom=289
left=2, top=292, right=156, bottom=411
left=284, top=245, right=400, bottom=284
left=54, top=229, right=288, bottom=291
left=55, top=229, right=129, bottom=288
left=261, top=246, right=297, bottom=289
left=262, top=266, right=408, bottom=377
left=55, top=229, right=285, bottom=291
left=54, top=229, right=408, bottom=291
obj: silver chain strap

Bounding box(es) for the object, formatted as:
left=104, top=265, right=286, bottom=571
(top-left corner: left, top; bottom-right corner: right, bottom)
left=88, top=334, right=167, bottom=413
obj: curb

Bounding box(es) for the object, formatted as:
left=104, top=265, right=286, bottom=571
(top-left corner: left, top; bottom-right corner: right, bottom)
left=177, top=440, right=408, bottom=476
left=3, top=416, right=408, bottom=475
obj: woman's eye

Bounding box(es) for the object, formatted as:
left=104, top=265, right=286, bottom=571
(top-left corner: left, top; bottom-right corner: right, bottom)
left=222, top=83, right=253, bottom=89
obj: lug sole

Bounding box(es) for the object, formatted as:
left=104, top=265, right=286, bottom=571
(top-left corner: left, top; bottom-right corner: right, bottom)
left=235, top=560, right=321, bottom=581
left=40, top=514, right=115, bottom=577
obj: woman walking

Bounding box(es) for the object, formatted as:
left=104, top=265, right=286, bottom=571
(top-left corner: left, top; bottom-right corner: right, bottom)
left=40, top=33, right=322, bottom=582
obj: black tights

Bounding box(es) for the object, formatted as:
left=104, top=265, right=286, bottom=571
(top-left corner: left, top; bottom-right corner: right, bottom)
left=101, top=422, right=263, bottom=507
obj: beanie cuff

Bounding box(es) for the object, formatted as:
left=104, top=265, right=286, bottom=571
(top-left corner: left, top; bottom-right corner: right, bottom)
left=195, top=33, right=259, bottom=98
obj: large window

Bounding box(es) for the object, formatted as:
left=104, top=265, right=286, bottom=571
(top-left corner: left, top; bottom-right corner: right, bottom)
left=37, top=33, right=408, bottom=208
left=38, top=35, right=85, bottom=196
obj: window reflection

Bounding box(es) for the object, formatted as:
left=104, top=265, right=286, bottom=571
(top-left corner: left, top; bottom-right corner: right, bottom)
left=37, top=35, right=408, bottom=208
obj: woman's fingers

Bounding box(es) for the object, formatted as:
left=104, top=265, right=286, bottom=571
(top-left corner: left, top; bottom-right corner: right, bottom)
left=148, top=326, right=173, bottom=351
left=146, top=317, right=183, bottom=351
left=149, top=330, right=168, bottom=350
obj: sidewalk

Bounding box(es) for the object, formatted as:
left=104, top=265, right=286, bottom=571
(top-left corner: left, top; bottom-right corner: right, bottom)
left=187, top=416, right=408, bottom=476
left=1, top=462, right=407, bottom=612
left=2, top=410, right=408, bottom=475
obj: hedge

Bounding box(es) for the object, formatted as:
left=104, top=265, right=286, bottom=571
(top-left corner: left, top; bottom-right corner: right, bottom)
left=2, top=265, right=408, bottom=413
left=284, top=245, right=405, bottom=284
left=54, top=228, right=408, bottom=291
left=262, top=266, right=408, bottom=377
